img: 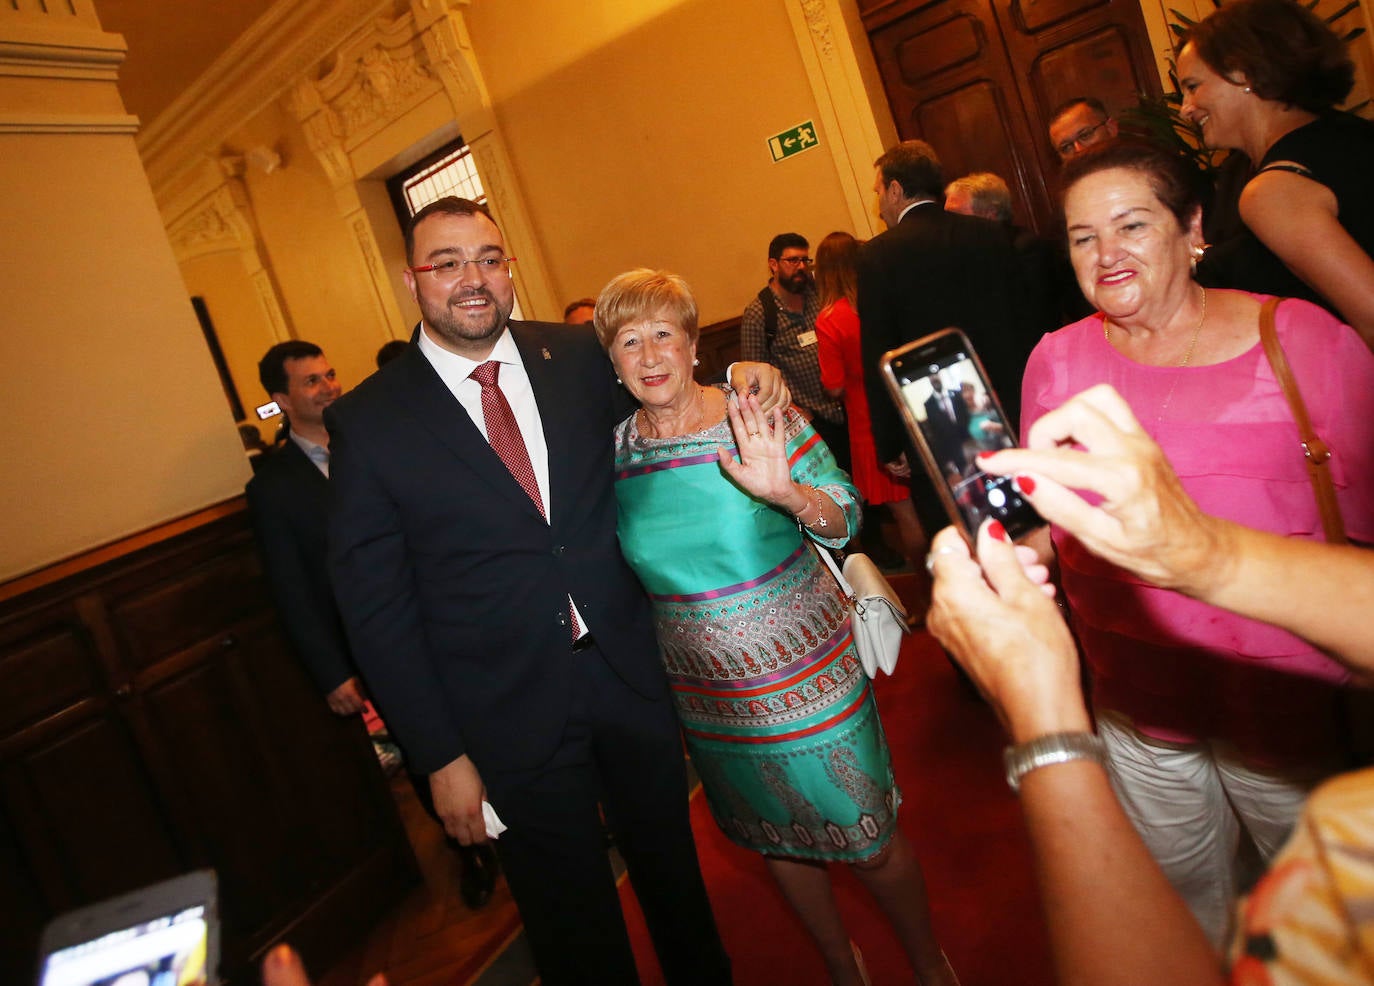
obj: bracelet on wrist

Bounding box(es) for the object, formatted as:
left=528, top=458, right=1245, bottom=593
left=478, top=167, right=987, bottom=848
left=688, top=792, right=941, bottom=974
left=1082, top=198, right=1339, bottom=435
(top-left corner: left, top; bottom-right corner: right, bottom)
left=809, top=489, right=829, bottom=529
left=1002, top=731, right=1106, bottom=793
left=791, top=486, right=829, bottom=530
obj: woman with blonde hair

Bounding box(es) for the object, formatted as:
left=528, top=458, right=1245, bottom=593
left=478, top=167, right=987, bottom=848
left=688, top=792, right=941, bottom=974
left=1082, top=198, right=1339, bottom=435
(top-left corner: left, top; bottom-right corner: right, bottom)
left=595, top=268, right=959, bottom=986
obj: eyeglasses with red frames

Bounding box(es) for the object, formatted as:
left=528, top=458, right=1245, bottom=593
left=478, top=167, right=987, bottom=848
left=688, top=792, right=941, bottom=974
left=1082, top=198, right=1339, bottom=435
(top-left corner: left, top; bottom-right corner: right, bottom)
left=408, top=257, right=516, bottom=280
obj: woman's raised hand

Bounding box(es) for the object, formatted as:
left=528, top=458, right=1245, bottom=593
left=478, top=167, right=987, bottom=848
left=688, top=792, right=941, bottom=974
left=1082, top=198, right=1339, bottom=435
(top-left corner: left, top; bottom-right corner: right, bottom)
left=976, top=384, right=1223, bottom=592
left=719, top=392, right=799, bottom=507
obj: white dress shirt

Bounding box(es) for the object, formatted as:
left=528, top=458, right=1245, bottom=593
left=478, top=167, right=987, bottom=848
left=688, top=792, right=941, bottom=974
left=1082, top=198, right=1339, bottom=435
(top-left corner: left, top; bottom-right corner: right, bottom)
left=416, top=322, right=589, bottom=633
left=417, top=324, right=551, bottom=518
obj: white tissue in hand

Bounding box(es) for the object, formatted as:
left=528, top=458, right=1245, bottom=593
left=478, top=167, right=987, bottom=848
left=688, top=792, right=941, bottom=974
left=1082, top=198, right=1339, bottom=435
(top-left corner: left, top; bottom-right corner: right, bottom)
left=482, top=800, right=507, bottom=839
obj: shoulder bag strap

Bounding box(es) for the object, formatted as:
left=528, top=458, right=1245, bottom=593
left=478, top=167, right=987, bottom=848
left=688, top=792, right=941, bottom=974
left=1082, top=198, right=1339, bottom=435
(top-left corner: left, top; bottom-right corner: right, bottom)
left=808, top=539, right=855, bottom=604
left=757, top=286, right=780, bottom=352
left=1257, top=297, right=1348, bottom=544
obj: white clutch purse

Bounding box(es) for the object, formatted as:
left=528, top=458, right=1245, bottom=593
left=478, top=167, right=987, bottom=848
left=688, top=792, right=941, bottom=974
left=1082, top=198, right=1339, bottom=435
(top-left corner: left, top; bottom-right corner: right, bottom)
left=812, top=544, right=909, bottom=677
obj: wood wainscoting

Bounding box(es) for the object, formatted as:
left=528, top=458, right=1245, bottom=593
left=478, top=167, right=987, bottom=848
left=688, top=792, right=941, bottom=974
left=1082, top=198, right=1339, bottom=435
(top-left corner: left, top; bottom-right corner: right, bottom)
left=0, top=501, right=417, bottom=985
left=695, top=315, right=742, bottom=382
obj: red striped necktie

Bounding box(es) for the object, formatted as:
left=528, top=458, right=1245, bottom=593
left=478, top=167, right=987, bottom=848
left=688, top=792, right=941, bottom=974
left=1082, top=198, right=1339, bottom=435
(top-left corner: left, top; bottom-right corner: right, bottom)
left=471, top=360, right=583, bottom=640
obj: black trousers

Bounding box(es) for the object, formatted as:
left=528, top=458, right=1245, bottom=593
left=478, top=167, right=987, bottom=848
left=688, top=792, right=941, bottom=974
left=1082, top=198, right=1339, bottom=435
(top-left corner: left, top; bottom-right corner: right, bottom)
left=481, top=641, right=731, bottom=986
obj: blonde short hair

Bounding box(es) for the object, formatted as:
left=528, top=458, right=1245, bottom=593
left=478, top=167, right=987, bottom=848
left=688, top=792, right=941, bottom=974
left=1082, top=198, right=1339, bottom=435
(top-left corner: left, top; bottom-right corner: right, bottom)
left=593, top=269, right=699, bottom=350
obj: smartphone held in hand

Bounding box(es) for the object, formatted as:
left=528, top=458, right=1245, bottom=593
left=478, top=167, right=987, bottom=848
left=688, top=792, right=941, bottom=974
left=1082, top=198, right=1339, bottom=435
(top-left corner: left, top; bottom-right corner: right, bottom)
left=35, top=869, right=219, bottom=986
left=880, top=328, right=1043, bottom=543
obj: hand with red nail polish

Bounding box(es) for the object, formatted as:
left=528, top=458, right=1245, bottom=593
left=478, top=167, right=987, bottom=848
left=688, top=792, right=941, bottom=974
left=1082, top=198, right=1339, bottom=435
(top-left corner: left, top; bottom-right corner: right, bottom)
left=968, top=384, right=1222, bottom=593
left=925, top=522, right=1087, bottom=743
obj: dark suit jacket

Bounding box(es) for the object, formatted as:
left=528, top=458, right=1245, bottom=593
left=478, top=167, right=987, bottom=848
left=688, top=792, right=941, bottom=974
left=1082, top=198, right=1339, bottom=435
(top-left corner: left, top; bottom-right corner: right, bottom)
left=859, top=203, right=1040, bottom=466
left=923, top=389, right=971, bottom=472
left=245, top=441, right=354, bottom=695
left=324, top=321, right=662, bottom=776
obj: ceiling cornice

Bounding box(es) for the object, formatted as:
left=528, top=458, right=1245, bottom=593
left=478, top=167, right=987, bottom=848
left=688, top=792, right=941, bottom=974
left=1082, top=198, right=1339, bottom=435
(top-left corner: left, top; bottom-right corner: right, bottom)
left=138, top=0, right=399, bottom=190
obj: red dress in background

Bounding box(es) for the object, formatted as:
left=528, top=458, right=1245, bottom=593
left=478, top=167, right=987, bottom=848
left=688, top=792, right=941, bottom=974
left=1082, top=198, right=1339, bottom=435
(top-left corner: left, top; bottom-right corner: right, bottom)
left=816, top=297, right=909, bottom=506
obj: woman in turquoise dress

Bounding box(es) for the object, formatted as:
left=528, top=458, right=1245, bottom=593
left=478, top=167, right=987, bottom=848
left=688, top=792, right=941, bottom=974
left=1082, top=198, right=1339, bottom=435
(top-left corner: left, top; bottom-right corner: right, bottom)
left=594, top=269, right=959, bottom=986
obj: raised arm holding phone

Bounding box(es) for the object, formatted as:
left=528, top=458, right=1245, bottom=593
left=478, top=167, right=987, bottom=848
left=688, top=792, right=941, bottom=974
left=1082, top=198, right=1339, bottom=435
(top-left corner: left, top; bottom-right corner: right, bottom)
left=926, top=384, right=1374, bottom=986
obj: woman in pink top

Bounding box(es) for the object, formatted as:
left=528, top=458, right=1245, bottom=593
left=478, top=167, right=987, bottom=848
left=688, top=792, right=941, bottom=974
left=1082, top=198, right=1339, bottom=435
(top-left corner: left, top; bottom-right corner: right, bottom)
left=1020, top=139, right=1374, bottom=946
left=814, top=231, right=926, bottom=568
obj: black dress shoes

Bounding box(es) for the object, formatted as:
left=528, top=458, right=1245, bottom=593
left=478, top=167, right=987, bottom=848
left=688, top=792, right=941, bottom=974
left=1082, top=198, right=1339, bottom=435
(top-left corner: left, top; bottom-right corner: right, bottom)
left=456, top=841, right=499, bottom=910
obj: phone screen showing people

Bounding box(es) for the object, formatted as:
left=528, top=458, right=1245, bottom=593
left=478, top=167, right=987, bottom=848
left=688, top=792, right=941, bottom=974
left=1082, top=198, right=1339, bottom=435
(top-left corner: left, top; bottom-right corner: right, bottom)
left=882, top=329, right=1043, bottom=541
left=36, top=872, right=216, bottom=986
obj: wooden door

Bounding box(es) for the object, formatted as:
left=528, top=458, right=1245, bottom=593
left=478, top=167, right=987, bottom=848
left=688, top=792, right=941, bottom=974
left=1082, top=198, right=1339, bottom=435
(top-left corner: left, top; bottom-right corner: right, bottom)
left=863, top=0, right=1162, bottom=233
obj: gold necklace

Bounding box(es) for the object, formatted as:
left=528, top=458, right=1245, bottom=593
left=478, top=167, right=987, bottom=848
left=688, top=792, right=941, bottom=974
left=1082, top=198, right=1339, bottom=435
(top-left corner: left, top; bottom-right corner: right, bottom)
left=639, top=384, right=706, bottom=438
left=1104, top=287, right=1207, bottom=419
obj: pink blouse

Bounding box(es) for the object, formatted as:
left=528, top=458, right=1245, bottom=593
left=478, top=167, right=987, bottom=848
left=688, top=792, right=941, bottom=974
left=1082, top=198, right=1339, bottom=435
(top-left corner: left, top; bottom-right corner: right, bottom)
left=1022, top=293, right=1374, bottom=763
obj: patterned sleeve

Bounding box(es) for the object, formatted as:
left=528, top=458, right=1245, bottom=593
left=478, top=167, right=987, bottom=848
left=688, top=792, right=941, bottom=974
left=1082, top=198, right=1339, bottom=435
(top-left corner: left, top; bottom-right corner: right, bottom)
left=1227, top=768, right=1374, bottom=984
left=782, top=405, right=861, bottom=549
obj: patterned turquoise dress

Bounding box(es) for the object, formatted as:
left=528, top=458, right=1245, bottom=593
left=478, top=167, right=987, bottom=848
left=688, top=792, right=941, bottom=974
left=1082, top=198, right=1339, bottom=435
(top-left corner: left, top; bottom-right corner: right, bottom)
left=613, top=397, right=901, bottom=862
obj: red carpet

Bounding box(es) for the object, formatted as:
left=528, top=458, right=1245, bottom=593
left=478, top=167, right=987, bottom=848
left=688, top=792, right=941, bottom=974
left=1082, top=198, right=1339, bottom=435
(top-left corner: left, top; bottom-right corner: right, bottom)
left=619, top=617, right=1056, bottom=985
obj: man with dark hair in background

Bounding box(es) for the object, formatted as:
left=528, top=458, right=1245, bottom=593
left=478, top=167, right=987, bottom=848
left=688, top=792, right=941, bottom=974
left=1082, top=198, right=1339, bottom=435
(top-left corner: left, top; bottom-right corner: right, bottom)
left=246, top=339, right=499, bottom=910
left=945, top=171, right=1091, bottom=330
left=562, top=297, right=596, bottom=325
left=740, top=232, right=849, bottom=470
left=376, top=339, right=408, bottom=368
left=1047, top=96, right=1119, bottom=161
left=859, top=140, right=1039, bottom=543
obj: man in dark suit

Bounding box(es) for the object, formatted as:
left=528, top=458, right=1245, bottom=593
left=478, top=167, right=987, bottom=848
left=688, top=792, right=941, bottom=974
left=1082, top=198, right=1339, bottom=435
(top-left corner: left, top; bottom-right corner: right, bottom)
left=245, top=339, right=498, bottom=909
left=922, top=375, right=971, bottom=477
left=858, top=140, right=1040, bottom=537
left=325, top=198, right=780, bottom=986
left=245, top=342, right=358, bottom=711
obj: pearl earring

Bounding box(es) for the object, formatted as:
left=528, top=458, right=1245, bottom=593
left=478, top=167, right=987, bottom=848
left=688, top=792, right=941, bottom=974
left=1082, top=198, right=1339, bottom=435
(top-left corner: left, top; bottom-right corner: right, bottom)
left=693, top=358, right=700, bottom=367
left=1243, top=86, right=1252, bottom=93
left=615, top=376, right=622, bottom=385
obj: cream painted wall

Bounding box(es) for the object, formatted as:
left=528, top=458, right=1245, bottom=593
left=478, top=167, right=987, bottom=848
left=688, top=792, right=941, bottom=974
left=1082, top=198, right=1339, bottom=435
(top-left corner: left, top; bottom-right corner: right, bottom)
left=140, top=0, right=880, bottom=422
left=0, top=132, right=250, bottom=581
left=229, top=100, right=401, bottom=395
left=464, top=0, right=860, bottom=326
left=179, top=251, right=281, bottom=432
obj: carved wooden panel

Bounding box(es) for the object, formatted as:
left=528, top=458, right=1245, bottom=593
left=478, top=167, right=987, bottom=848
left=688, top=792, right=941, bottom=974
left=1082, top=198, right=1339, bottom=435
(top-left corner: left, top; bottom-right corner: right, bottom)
left=894, top=14, right=984, bottom=80
left=1028, top=26, right=1144, bottom=129
left=0, top=619, right=104, bottom=737
left=1010, top=0, right=1109, bottom=35
left=866, top=0, right=1161, bottom=233
left=916, top=81, right=1027, bottom=209
left=0, top=505, right=417, bottom=986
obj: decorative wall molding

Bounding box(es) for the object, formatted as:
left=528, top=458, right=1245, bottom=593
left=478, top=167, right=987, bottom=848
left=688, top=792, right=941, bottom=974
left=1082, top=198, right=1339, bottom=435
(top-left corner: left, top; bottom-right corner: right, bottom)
left=785, top=0, right=897, bottom=238
left=168, top=182, right=257, bottom=261
left=0, top=0, right=103, bottom=41
left=308, top=10, right=439, bottom=152
left=0, top=112, right=137, bottom=133
left=251, top=269, right=291, bottom=342
left=167, top=173, right=294, bottom=343
left=0, top=9, right=132, bottom=131
left=0, top=34, right=127, bottom=81
left=138, top=0, right=401, bottom=188
left=800, top=0, right=837, bottom=61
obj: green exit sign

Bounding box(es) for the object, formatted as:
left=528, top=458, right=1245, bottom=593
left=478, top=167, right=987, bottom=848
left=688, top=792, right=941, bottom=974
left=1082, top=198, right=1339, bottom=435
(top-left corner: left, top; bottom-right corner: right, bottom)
left=768, top=121, right=820, bottom=162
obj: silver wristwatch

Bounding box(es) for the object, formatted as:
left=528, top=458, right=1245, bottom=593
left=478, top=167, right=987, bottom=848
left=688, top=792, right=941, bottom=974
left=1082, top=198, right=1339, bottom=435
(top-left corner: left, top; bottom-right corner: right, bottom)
left=1003, top=731, right=1107, bottom=793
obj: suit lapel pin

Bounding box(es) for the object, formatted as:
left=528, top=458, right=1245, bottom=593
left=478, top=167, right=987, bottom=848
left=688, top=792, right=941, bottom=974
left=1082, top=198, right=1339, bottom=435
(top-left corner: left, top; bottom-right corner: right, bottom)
left=542, top=347, right=552, bottom=360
